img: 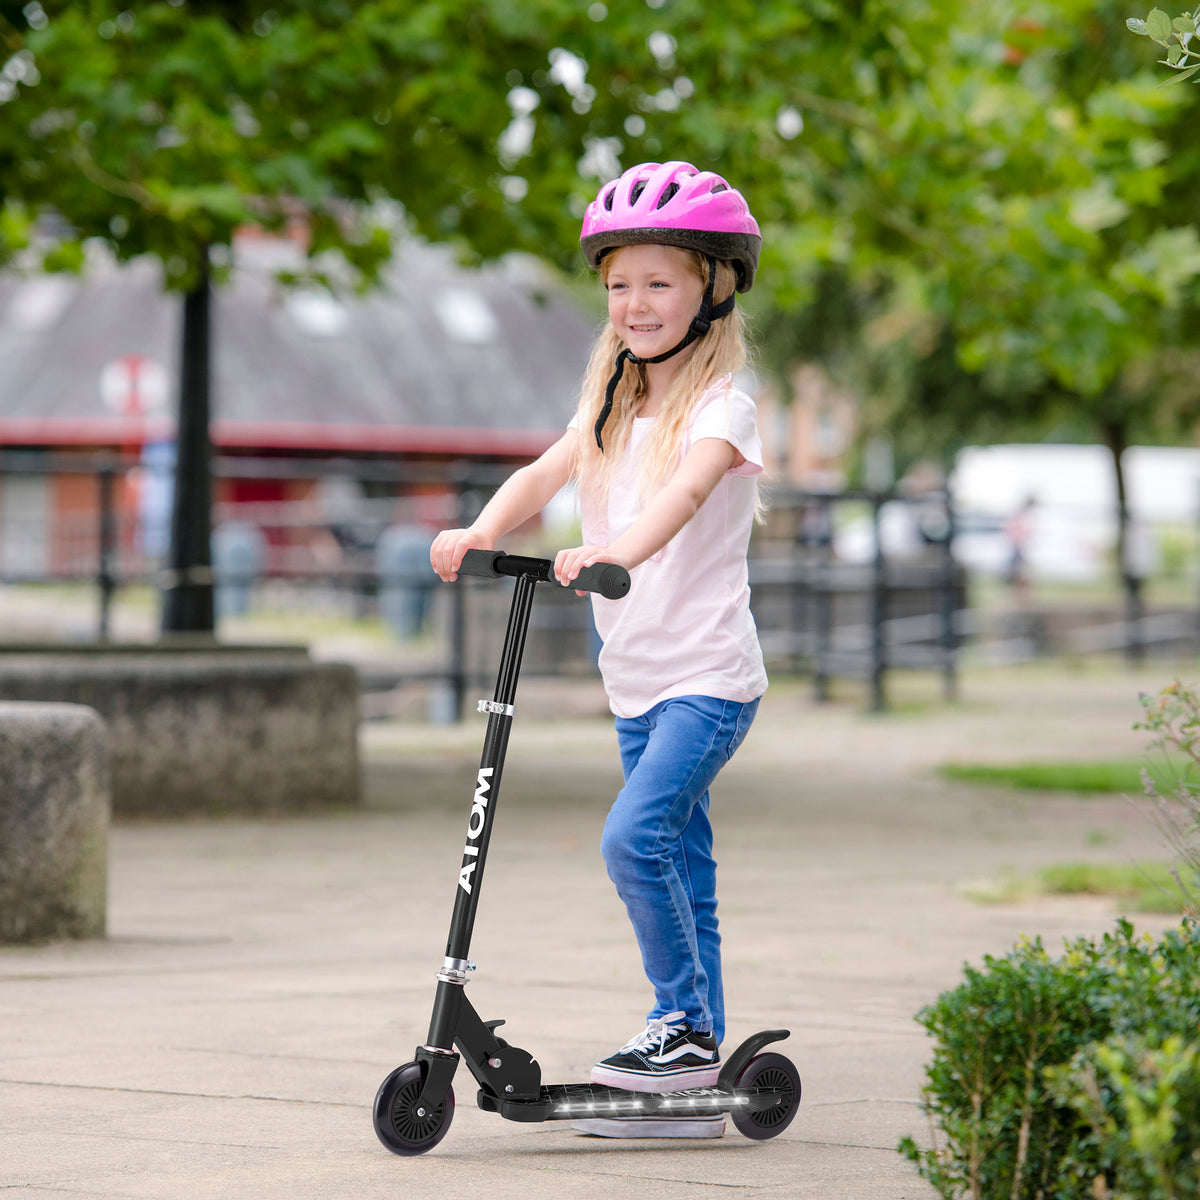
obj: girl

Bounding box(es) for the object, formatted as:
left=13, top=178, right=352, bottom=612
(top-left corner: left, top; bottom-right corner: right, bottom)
left=430, top=160, right=767, bottom=1138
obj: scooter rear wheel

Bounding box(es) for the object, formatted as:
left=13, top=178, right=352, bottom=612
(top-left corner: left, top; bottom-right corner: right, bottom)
left=373, top=1061, right=455, bottom=1156
left=730, top=1052, right=801, bottom=1141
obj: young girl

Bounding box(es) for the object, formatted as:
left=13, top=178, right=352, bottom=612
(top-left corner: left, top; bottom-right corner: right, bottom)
left=430, top=160, right=767, bottom=1138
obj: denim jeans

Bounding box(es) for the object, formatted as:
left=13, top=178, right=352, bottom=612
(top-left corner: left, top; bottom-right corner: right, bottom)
left=602, top=694, right=760, bottom=1047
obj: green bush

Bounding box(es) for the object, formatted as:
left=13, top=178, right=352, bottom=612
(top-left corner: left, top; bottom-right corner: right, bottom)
left=1135, top=683, right=1200, bottom=918
left=1050, top=1036, right=1200, bottom=1200
left=903, top=684, right=1200, bottom=1196
left=900, top=919, right=1200, bottom=1199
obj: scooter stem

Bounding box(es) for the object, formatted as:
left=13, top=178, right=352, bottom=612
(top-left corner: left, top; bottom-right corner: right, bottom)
left=426, top=570, right=538, bottom=1051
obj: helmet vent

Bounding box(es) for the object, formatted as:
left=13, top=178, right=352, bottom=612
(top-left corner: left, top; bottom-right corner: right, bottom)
left=630, top=180, right=647, bottom=205
left=656, top=182, right=679, bottom=209
left=603, top=186, right=616, bottom=211
left=712, top=183, right=728, bottom=194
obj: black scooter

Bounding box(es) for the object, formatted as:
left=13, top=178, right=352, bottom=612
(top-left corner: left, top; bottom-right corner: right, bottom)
left=373, top=549, right=801, bottom=1155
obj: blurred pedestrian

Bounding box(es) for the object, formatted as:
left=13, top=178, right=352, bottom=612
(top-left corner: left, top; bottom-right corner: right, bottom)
left=1005, top=494, right=1036, bottom=599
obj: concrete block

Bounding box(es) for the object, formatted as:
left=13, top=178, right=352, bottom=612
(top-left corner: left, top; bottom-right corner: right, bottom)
left=0, top=648, right=359, bottom=817
left=0, top=702, right=109, bottom=943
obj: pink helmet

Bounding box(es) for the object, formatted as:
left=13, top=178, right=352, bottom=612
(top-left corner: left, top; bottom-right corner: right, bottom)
left=580, top=161, right=761, bottom=292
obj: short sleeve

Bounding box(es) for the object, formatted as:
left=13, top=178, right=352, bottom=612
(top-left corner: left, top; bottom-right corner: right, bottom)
left=687, top=382, right=764, bottom=477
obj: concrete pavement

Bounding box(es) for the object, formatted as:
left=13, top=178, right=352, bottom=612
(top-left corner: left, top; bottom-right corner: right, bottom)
left=0, top=663, right=1183, bottom=1198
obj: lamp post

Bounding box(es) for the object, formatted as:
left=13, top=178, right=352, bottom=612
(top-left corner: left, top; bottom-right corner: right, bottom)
left=161, top=266, right=215, bottom=634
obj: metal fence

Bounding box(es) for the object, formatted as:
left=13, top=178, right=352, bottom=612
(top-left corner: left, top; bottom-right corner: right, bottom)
left=748, top=487, right=963, bottom=711
left=0, top=451, right=985, bottom=713
left=4, top=446, right=1192, bottom=719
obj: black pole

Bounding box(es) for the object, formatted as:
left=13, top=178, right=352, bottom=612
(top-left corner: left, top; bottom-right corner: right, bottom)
left=869, top=493, right=887, bottom=713
left=97, top=459, right=117, bottom=640
left=161, top=266, right=215, bottom=634
left=940, top=489, right=958, bottom=702
left=1125, top=572, right=1145, bottom=665
left=813, top=498, right=833, bottom=703
left=449, top=472, right=474, bottom=721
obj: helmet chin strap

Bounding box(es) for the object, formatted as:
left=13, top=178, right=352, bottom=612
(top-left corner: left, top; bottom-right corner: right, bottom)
left=594, top=255, right=735, bottom=452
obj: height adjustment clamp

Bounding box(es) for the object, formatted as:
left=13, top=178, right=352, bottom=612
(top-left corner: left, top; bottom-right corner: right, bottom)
left=437, top=957, right=478, bottom=986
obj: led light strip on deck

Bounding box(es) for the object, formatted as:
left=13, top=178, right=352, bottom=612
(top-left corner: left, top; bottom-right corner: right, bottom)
left=552, top=1093, right=749, bottom=1116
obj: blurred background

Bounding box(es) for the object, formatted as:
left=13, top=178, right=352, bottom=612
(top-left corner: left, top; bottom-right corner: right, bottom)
left=1, top=0, right=1198, bottom=717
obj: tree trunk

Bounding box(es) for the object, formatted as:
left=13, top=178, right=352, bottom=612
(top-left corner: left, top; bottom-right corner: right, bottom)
left=1100, top=418, right=1143, bottom=663
left=160, top=267, right=215, bottom=634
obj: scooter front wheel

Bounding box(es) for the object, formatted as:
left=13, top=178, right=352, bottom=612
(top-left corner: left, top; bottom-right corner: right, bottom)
left=373, top=1061, right=455, bottom=1156
left=730, top=1052, right=801, bottom=1141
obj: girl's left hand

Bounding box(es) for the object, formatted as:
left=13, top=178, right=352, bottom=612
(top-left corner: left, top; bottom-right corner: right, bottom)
left=554, top=545, right=622, bottom=595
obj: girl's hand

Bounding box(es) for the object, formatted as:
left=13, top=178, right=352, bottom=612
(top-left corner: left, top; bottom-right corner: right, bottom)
left=430, top=528, right=495, bottom=582
left=554, top=544, right=622, bottom=595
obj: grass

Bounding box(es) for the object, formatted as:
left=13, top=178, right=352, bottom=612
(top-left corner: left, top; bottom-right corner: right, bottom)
left=962, top=860, right=1187, bottom=913
left=940, top=758, right=1190, bottom=794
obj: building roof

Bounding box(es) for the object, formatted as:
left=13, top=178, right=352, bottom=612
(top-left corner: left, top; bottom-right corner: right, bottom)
left=0, top=236, right=600, bottom=457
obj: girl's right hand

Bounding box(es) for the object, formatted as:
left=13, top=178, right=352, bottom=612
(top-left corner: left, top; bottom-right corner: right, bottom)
left=430, top=528, right=495, bottom=582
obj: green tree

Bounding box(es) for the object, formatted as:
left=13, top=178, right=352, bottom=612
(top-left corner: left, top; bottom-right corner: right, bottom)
left=0, top=0, right=962, bottom=628
left=4, top=1, right=1200, bottom=628
left=752, top=2, right=1200, bottom=612
left=0, top=0, right=640, bottom=628
left=917, top=2, right=1200, bottom=610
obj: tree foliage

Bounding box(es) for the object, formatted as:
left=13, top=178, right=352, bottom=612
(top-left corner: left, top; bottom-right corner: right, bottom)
left=0, top=1, right=940, bottom=291
left=1128, top=5, right=1200, bottom=84
left=770, top=1, right=1200, bottom=479
left=0, top=0, right=618, bottom=288
left=1, top=1, right=1199, bottom=472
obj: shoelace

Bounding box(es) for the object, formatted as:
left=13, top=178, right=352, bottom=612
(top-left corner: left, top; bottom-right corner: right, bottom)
left=618, top=1011, right=689, bottom=1055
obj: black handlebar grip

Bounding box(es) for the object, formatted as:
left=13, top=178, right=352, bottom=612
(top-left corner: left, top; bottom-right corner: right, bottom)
left=572, top=561, right=631, bottom=600
left=457, top=549, right=505, bottom=578
left=454, top=548, right=630, bottom=600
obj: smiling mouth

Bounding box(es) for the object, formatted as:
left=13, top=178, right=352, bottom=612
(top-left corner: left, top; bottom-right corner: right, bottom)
left=629, top=324, right=662, bottom=332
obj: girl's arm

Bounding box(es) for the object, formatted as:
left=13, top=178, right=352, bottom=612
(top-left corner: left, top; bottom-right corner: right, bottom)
left=554, top=437, right=740, bottom=587
left=430, top=429, right=578, bottom=581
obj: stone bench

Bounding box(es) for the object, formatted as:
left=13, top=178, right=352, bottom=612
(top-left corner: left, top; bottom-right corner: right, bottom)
left=0, top=702, right=109, bottom=943
left=0, top=645, right=359, bottom=817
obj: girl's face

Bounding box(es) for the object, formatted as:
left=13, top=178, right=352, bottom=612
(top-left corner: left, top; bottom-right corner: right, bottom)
left=605, top=244, right=705, bottom=362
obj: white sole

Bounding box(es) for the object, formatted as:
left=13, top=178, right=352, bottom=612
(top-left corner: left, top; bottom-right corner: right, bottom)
left=573, top=1116, right=726, bottom=1139
left=590, top=1063, right=722, bottom=1092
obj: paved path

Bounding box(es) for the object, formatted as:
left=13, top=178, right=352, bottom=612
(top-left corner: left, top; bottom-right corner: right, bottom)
left=0, top=663, right=1183, bottom=1198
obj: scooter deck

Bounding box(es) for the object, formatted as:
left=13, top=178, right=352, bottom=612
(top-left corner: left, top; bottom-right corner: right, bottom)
left=458, top=1020, right=792, bottom=1125
left=477, top=1080, right=787, bottom=1124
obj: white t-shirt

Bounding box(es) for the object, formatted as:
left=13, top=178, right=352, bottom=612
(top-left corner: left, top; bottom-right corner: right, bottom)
left=577, top=377, right=769, bottom=719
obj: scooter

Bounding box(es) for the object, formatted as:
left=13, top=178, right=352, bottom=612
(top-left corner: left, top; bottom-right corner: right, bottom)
left=373, top=549, right=801, bottom=1155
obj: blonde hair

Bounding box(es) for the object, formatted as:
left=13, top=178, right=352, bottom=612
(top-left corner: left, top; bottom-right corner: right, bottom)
left=571, top=251, right=748, bottom=506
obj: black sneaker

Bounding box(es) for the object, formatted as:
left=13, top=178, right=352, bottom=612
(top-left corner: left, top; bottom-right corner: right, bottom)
left=591, top=1011, right=720, bottom=1092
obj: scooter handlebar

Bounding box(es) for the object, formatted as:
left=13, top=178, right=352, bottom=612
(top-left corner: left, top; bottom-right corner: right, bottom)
left=567, top=560, right=632, bottom=600
left=458, top=549, right=630, bottom=601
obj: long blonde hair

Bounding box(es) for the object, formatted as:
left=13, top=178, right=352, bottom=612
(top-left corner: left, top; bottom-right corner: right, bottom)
left=571, top=251, right=747, bottom=506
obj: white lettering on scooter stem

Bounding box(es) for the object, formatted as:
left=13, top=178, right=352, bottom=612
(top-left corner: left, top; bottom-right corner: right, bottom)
left=458, top=767, right=493, bottom=894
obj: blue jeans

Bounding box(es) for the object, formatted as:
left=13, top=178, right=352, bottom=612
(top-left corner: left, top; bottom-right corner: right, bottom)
left=602, top=694, right=760, bottom=1047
